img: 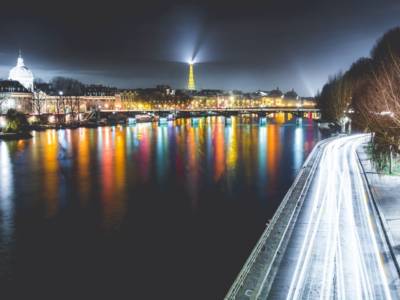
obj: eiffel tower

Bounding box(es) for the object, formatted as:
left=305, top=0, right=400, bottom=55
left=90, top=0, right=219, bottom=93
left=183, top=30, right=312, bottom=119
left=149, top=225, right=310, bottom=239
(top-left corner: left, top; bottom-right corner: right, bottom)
left=187, top=62, right=196, bottom=90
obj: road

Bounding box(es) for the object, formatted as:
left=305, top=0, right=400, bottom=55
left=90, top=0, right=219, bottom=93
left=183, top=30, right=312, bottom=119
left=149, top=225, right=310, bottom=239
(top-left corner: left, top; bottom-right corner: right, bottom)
left=267, top=135, right=400, bottom=299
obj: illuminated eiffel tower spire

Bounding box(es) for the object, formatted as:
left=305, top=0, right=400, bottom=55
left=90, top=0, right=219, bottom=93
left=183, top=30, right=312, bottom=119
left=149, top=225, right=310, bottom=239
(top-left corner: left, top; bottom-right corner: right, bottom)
left=187, top=62, right=196, bottom=90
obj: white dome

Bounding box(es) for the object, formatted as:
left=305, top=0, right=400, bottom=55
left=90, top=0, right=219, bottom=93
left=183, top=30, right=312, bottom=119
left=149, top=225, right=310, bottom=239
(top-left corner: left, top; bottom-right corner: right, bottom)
left=8, top=53, right=34, bottom=91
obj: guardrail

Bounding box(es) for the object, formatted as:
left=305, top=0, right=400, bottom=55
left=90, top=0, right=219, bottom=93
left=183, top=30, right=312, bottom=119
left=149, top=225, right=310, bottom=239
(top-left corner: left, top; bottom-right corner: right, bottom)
left=225, top=137, right=334, bottom=299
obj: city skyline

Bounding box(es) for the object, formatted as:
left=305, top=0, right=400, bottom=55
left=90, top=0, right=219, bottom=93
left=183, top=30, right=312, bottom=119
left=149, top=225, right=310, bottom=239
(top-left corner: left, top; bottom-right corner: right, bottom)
left=1, top=52, right=309, bottom=96
left=1, top=1, right=400, bottom=299
left=0, top=0, right=399, bottom=96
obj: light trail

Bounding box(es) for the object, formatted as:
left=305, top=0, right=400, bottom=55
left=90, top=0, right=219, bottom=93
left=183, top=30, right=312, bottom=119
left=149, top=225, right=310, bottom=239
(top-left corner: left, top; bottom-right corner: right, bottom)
left=280, top=135, right=399, bottom=300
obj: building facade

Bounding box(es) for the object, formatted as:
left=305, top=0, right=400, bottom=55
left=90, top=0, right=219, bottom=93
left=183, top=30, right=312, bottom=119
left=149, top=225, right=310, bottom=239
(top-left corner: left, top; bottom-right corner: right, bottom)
left=0, top=80, right=33, bottom=114
left=0, top=53, right=316, bottom=117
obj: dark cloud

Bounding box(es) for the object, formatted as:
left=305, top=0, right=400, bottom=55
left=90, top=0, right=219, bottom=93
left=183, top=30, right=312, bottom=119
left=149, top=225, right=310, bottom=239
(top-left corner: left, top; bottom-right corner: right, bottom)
left=0, top=0, right=399, bottom=95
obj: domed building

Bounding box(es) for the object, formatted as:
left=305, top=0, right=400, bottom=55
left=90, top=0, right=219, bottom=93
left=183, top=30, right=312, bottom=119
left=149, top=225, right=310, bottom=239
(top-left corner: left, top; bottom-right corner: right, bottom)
left=8, top=51, right=34, bottom=91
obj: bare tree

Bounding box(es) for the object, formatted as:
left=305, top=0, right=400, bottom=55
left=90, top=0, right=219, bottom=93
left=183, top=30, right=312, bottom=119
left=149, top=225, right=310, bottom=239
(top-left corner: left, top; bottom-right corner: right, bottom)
left=318, top=27, right=400, bottom=172
left=317, top=73, right=352, bottom=123
left=75, top=96, right=81, bottom=121
left=374, top=55, right=400, bottom=126
left=361, top=54, right=400, bottom=173
left=0, top=94, right=7, bottom=114
left=32, top=91, right=46, bottom=117
left=344, top=57, right=374, bottom=131
left=362, top=55, right=400, bottom=139
left=366, top=26, right=400, bottom=137
left=55, top=94, right=64, bottom=125
left=51, top=77, right=84, bottom=124
left=64, top=96, right=81, bottom=122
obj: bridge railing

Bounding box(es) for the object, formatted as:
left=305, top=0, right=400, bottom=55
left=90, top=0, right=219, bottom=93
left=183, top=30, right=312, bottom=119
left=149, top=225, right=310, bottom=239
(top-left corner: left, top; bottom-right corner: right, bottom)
left=99, top=107, right=319, bottom=113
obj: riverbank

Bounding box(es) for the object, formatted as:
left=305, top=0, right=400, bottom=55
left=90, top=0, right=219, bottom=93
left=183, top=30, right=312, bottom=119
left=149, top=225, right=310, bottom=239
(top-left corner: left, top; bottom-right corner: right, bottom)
left=357, top=142, right=400, bottom=270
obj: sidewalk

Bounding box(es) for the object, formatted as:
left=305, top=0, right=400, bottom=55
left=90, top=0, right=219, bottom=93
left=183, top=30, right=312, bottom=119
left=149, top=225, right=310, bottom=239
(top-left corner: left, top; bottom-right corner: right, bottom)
left=357, top=143, right=400, bottom=266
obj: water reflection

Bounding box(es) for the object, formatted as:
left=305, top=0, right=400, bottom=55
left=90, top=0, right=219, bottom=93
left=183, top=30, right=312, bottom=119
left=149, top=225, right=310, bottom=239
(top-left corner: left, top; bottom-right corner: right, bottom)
left=294, top=126, right=305, bottom=170
left=156, top=126, right=168, bottom=183
left=0, top=114, right=321, bottom=298
left=77, top=128, right=90, bottom=207
left=0, top=118, right=321, bottom=228
left=0, top=142, right=14, bottom=244
left=214, top=118, right=225, bottom=181
left=43, top=130, right=60, bottom=217
left=267, top=124, right=280, bottom=189
left=226, top=117, right=238, bottom=192
left=186, top=124, right=200, bottom=208
left=137, top=124, right=151, bottom=183
left=258, top=126, right=267, bottom=197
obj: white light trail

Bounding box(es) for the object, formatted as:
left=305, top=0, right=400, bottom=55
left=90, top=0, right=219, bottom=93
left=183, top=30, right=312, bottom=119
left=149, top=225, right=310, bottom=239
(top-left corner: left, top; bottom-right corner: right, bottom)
left=284, top=135, right=398, bottom=300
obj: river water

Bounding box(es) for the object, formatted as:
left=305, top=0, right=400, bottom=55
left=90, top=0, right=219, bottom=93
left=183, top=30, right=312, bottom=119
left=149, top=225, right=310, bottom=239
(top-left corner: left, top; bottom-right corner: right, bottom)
left=0, top=115, right=321, bottom=299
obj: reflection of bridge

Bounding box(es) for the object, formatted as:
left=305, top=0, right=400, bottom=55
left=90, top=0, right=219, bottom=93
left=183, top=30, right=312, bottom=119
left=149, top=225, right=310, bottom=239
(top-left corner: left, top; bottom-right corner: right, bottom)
left=80, top=106, right=319, bottom=124
left=100, top=107, right=319, bottom=114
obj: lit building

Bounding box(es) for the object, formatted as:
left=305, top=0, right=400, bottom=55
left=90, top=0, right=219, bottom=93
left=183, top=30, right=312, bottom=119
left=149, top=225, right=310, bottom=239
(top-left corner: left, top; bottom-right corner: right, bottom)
left=0, top=80, right=33, bottom=114
left=8, top=51, right=34, bottom=91
left=187, top=62, right=196, bottom=90
left=0, top=52, right=316, bottom=116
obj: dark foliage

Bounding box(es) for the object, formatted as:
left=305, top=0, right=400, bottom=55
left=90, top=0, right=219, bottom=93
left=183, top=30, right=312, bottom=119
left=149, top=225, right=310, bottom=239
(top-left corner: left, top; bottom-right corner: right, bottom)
left=4, top=109, right=29, bottom=133
left=51, top=77, right=85, bottom=96
left=317, top=73, right=351, bottom=123
left=371, top=27, right=400, bottom=65
left=319, top=27, right=400, bottom=171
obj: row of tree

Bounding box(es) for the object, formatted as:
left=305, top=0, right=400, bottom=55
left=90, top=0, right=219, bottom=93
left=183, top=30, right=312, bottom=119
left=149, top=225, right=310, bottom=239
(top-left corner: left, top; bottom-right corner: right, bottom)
left=31, top=91, right=82, bottom=121
left=317, top=27, right=400, bottom=171
left=32, top=77, right=85, bottom=123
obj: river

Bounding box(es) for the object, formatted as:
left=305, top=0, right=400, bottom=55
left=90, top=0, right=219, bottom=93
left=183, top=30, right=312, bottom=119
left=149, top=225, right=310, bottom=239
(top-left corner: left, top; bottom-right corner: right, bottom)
left=0, top=114, right=321, bottom=299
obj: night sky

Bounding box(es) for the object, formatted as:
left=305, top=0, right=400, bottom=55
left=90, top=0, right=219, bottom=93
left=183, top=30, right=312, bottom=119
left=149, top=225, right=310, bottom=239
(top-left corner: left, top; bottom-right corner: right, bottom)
left=0, top=0, right=399, bottom=96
